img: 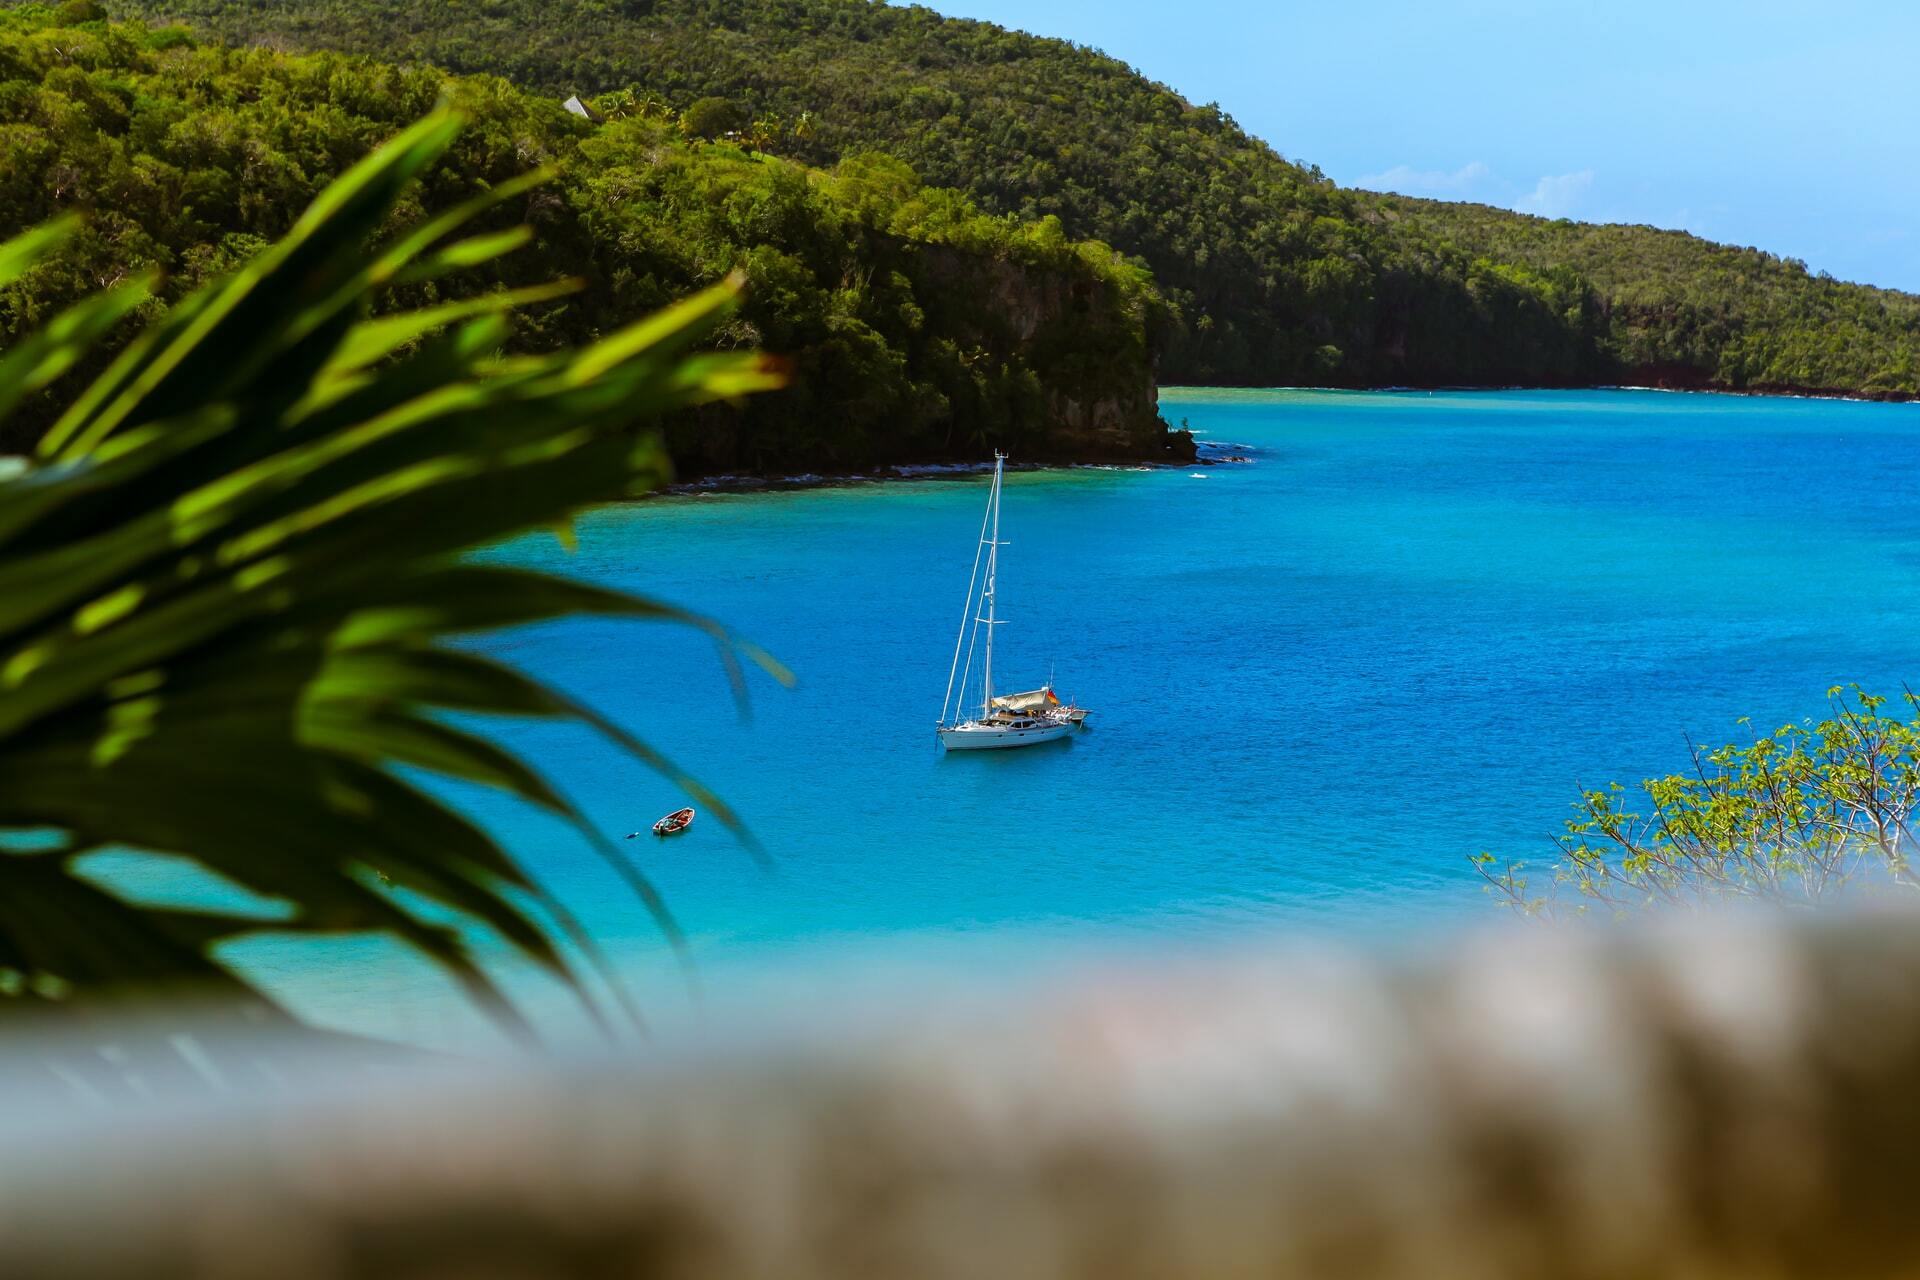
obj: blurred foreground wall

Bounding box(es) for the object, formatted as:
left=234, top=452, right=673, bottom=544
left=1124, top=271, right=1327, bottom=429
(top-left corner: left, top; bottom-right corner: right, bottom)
left=5, top=911, right=1920, bottom=1279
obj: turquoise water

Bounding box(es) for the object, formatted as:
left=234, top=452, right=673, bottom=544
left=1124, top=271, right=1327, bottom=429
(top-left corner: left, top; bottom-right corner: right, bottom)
left=223, top=388, right=1920, bottom=1042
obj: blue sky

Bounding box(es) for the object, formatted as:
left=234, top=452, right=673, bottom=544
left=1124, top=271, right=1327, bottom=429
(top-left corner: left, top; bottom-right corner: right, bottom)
left=927, top=0, right=1920, bottom=292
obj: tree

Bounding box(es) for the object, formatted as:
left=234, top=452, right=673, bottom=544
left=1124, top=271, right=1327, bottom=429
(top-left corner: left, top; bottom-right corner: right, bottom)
left=53, top=0, right=107, bottom=24
left=743, top=112, right=785, bottom=153
left=1476, top=687, right=1920, bottom=917
left=681, top=95, right=746, bottom=141
left=0, top=110, right=787, bottom=1040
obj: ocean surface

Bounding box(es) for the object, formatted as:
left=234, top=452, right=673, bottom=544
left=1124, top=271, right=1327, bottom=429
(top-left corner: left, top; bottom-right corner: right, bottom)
left=196, top=388, right=1920, bottom=1046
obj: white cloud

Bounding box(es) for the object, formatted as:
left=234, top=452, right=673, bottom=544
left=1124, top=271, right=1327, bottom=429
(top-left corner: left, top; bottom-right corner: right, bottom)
left=1354, top=161, right=1599, bottom=221
left=1354, top=161, right=1497, bottom=199
left=1517, top=170, right=1595, bottom=219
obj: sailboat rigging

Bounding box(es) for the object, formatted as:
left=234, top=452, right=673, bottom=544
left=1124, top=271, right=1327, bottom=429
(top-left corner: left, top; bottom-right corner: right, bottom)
left=937, top=453, right=1089, bottom=751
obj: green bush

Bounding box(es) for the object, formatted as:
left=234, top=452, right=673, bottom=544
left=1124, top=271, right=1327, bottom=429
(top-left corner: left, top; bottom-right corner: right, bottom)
left=1478, top=687, right=1920, bottom=916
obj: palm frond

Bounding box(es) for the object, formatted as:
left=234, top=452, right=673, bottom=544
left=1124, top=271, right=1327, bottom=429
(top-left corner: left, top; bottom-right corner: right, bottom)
left=0, top=109, right=786, bottom=1041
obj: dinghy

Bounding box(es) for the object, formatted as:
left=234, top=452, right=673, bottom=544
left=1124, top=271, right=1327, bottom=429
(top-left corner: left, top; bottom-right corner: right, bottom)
left=651, top=807, right=695, bottom=837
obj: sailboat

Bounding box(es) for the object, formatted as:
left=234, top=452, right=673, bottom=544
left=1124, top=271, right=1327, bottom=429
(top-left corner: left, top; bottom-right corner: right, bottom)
left=937, top=453, right=1090, bottom=751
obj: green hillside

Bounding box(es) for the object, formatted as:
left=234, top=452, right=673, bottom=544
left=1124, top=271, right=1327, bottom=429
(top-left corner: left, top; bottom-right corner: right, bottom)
left=1378, top=197, right=1920, bottom=395
left=0, top=3, right=1178, bottom=469
left=112, top=0, right=1920, bottom=398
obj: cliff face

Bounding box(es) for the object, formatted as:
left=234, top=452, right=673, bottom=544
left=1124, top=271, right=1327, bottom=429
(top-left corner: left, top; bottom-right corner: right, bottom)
left=912, top=243, right=1179, bottom=464
left=665, top=238, right=1186, bottom=478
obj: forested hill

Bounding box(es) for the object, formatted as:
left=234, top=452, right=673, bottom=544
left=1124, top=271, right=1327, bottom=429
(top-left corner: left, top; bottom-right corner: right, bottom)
left=113, top=0, right=1920, bottom=399
left=0, top=5, right=1181, bottom=471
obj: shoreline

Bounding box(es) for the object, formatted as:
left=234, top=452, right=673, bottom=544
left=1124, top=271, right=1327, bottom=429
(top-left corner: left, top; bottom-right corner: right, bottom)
left=1159, top=381, right=1920, bottom=406
left=661, top=456, right=1224, bottom=497
left=659, top=376, right=1919, bottom=497
left=1607, top=383, right=1919, bottom=405
left=664, top=432, right=1260, bottom=496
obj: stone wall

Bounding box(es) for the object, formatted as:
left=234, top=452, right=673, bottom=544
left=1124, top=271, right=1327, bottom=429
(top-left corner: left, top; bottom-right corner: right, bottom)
left=7, top=910, right=1920, bottom=1277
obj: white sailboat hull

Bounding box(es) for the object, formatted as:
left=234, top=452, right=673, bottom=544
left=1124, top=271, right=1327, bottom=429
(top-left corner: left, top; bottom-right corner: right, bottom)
left=938, top=720, right=1077, bottom=750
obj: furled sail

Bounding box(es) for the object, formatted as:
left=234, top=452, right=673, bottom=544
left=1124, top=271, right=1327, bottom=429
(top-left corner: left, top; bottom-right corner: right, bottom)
left=990, top=688, right=1062, bottom=714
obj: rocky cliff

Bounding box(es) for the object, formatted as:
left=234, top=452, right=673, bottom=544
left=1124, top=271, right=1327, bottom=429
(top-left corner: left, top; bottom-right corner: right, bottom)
left=663, top=237, right=1189, bottom=479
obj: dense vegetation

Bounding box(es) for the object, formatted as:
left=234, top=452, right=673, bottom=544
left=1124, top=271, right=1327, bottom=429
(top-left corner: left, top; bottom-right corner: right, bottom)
left=1384, top=199, right=1920, bottom=397
left=115, top=0, right=1920, bottom=397
left=0, top=4, right=1178, bottom=469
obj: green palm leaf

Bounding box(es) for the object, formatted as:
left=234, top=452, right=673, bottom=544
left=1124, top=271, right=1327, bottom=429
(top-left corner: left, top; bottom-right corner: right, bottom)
left=0, top=108, right=787, bottom=1041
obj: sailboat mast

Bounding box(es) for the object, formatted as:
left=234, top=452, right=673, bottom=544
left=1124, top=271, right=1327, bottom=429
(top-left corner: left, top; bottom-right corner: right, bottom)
left=981, top=452, right=1004, bottom=718
left=939, top=462, right=996, bottom=728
